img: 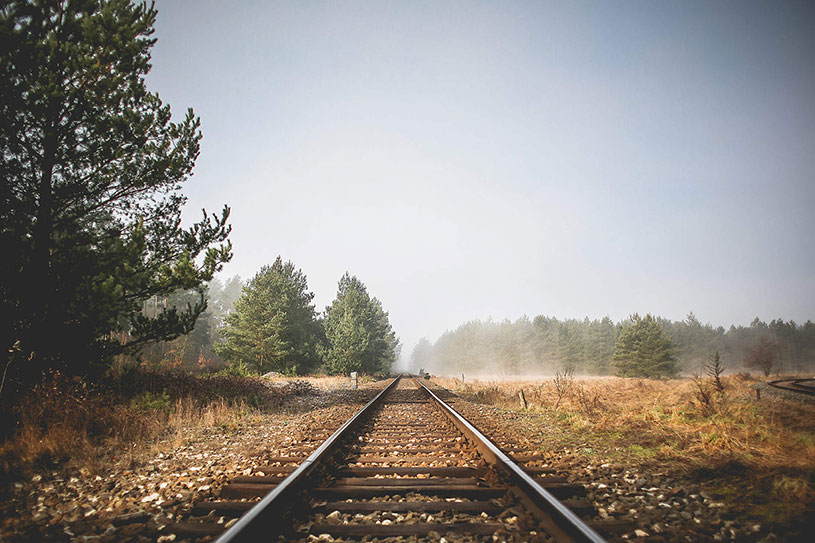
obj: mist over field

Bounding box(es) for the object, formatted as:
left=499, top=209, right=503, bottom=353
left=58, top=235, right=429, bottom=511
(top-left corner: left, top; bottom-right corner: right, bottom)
left=404, top=314, right=815, bottom=378
left=2, top=3, right=814, bottom=543
left=146, top=0, right=815, bottom=363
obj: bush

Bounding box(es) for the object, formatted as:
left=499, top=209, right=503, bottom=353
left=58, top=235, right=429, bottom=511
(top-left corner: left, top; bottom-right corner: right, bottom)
left=130, top=390, right=171, bottom=411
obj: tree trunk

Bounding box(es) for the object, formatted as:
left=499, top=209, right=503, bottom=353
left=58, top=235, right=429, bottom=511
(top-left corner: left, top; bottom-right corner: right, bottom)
left=29, top=126, right=58, bottom=352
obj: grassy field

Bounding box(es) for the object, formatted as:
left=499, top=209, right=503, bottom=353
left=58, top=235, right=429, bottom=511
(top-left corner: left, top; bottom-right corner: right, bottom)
left=0, top=371, right=353, bottom=483
left=433, top=373, right=815, bottom=532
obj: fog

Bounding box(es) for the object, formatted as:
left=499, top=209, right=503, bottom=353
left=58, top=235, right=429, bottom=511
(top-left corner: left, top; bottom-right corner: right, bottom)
left=148, top=1, right=815, bottom=371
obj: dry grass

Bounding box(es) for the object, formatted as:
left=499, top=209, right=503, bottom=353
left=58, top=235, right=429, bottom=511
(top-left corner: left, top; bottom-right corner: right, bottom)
left=434, top=374, right=815, bottom=527
left=436, top=374, right=815, bottom=469
left=0, top=370, right=314, bottom=481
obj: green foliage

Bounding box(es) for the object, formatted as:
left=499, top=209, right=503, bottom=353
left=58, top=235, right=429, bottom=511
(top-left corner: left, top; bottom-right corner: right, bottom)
left=130, top=390, right=171, bottom=412
left=215, top=258, right=321, bottom=375
left=0, top=0, right=231, bottom=383
left=216, top=360, right=255, bottom=377
left=322, top=273, right=399, bottom=375
left=139, top=276, right=243, bottom=372
left=613, top=314, right=680, bottom=378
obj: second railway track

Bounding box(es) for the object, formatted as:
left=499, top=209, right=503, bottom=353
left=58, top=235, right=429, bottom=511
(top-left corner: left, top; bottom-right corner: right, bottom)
left=163, top=375, right=617, bottom=542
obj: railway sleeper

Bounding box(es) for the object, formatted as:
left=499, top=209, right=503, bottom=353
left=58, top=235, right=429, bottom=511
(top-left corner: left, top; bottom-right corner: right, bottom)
left=313, top=485, right=508, bottom=499
left=335, top=466, right=486, bottom=477
left=305, top=521, right=509, bottom=538
left=312, top=500, right=505, bottom=514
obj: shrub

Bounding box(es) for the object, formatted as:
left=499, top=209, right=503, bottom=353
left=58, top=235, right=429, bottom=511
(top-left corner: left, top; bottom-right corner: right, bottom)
left=130, top=390, right=171, bottom=411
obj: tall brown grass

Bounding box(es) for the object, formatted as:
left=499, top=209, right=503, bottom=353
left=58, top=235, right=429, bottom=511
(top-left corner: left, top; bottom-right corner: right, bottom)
left=0, top=370, right=301, bottom=482
left=435, top=374, right=815, bottom=471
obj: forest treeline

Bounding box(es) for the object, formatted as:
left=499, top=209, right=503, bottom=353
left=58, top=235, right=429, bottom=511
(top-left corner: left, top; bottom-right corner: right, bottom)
left=139, top=262, right=400, bottom=377
left=409, top=313, right=815, bottom=377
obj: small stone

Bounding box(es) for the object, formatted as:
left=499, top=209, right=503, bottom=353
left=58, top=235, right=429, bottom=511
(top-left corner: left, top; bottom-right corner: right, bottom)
left=751, top=524, right=761, bottom=532
left=634, top=529, right=649, bottom=537
left=32, top=475, right=42, bottom=483
left=680, top=511, right=692, bottom=520
left=157, top=536, right=176, bottom=543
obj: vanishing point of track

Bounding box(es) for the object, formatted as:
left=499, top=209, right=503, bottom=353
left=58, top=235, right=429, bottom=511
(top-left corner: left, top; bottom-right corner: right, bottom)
left=163, top=375, right=616, bottom=542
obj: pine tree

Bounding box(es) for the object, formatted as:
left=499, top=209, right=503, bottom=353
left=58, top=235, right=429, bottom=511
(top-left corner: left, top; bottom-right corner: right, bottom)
left=0, top=0, right=231, bottom=382
left=612, top=314, right=680, bottom=378
left=215, top=258, right=321, bottom=375
left=322, top=273, right=399, bottom=375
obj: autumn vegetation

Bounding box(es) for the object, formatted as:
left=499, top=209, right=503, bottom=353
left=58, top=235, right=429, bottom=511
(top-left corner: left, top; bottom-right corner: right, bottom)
left=433, top=373, right=815, bottom=532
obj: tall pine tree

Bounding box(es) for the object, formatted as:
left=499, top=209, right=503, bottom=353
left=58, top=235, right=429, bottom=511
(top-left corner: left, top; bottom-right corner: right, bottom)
left=322, top=273, right=399, bottom=375
left=0, top=0, right=231, bottom=383
left=216, top=258, right=321, bottom=375
left=612, top=314, right=679, bottom=378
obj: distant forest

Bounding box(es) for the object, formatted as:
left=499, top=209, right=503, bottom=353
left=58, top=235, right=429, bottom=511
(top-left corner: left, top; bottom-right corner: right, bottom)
left=139, top=276, right=244, bottom=372
left=408, top=314, right=815, bottom=377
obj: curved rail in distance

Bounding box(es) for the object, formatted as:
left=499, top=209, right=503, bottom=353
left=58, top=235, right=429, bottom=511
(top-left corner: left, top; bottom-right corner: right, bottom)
left=768, top=378, right=815, bottom=396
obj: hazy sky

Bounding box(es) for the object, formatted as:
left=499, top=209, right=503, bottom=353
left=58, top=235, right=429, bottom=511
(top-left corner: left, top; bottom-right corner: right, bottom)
left=148, top=1, right=815, bottom=359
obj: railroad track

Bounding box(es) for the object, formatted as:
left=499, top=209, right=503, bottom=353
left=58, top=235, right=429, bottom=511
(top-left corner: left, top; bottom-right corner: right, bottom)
left=161, top=375, right=621, bottom=542
left=768, top=378, right=815, bottom=396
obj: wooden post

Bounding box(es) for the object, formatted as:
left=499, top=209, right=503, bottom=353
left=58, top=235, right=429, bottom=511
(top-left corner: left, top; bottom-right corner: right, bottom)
left=519, top=389, right=528, bottom=410
left=350, top=372, right=358, bottom=390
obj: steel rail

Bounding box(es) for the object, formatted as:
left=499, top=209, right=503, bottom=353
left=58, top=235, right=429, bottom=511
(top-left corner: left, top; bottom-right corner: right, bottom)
left=769, top=378, right=815, bottom=396
left=213, top=374, right=403, bottom=543
left=412, top=375, right=608, bottom=543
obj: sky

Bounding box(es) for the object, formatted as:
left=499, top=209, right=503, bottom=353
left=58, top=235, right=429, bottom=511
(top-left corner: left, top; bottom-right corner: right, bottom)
left=147, top=1, right=815, bottom=363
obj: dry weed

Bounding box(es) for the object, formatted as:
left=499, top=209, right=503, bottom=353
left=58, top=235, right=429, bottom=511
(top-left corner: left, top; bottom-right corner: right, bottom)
left=0, top=370, right=316, bottom=481
left=433, top=374, right=815, bottom=472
